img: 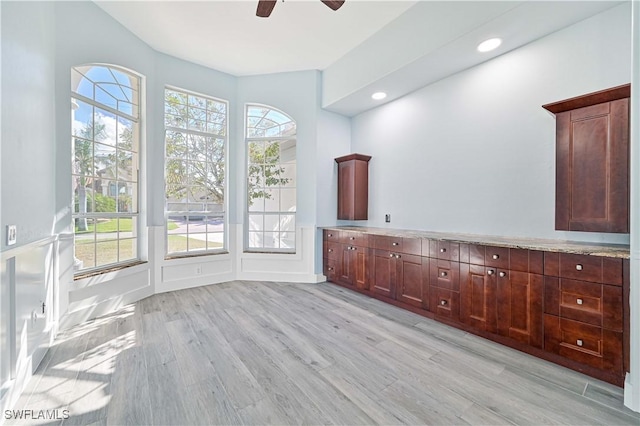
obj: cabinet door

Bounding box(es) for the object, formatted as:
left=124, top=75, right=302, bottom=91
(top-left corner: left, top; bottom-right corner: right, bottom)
left=372, top=249, right=395, bottom=299
left=338, top=244, right=354, bottom=287
left=460, top=264, right=497, bottom=333
left=396, top=254, right=424, bottom=308
left=556, top=98, right=629, bottom=233
left=352, top=246, right=369, bottom=291
left=496, top=270, right=543, bottom=348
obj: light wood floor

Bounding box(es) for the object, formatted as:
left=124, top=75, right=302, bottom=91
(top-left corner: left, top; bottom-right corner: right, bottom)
left=9, top=281, right=640, bottom=425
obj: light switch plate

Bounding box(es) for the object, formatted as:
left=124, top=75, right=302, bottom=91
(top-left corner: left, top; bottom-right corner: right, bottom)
left=6, top=225, right=16, bottom=246
left=385, top=214, right=391, bottom=223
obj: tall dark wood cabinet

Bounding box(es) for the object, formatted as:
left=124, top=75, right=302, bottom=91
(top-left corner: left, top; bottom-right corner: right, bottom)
left=543, top=84, right=630, bottom=233
left=335, top=154, right=371, bottom=220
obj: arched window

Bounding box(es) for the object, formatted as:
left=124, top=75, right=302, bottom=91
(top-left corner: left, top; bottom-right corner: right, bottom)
left=71, top=64, right=141, bottom=273
left=246, top=105, right=296, bottom=252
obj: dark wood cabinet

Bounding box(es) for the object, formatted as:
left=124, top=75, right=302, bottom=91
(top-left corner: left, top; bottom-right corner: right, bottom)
left=496, top=270, right=543, bottom=348
left=543, top=84, right=630, bottom=233
left=460, top=263, right=497, bottom=333
left=335, top=154, right=371, bottom=220
left=371, top=242, right=425, bottom=306
left=322, top=227, right=629, bottom=386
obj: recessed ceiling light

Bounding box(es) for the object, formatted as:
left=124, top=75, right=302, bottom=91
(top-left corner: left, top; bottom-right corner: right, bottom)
left=477, top=38, right=502, bottom=53
left=371, top=92, right=387, bottom=100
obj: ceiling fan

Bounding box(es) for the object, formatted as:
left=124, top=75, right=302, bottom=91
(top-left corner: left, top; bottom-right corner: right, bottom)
left=257, top=0, right=345, bottom=18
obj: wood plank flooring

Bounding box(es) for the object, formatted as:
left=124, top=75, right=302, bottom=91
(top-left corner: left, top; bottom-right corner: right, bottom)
left=8, top=281, right=640, bottom=425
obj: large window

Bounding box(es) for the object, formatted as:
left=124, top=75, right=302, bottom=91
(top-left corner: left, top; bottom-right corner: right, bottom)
left=246, top=105, right=296, bottom=252
left=164, top=87, right=228, bottom=256
left=71, top=65, right=141, bottom=274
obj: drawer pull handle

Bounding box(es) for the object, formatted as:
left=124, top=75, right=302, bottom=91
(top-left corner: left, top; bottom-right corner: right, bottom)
left=392, top=242, right=399, bottom=246
left=440, top=248, right=446, bottom=253
left=352, top=247, right=357, bottom=251
left=499, top=271, right=506, bottom=278
left=328, top=249, right=333, bottom=253
left=577, top=339, right=583, bottom=347
left=389, top=253, right=394, bottom=258
left=440, top=271, right=448, bottom=277
left=487, top=269, right=495, bottom=275
left=350, top=237, right=355, bottom=240
left=492, top=254, right=499, bottom=260
left=395, top=254, right=401, bottom=259
left=577, top=298, right=583, bottom=305
left=440, top=300, right=448, bottom=306
left=328, top=267, right=333, bottom=271
left=576, top=264, right=583, bottom=271
left=328, top=233, right=333, bottom=237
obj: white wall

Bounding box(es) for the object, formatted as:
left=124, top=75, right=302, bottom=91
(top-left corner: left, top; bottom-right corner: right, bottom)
left=1, top=0, right=57, bottom=415
left=350, top=4, right=631, bottom=244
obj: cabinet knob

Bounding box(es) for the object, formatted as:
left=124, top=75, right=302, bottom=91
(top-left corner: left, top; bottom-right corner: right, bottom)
left=389, top=253, right=394, bottom=258
left=576, top=264, right=583, bottom=271
left=328, top=249, right=333, bottom=253
left=577, top=298, right=583, bottom=305
left=392, top=242, right=399, bottom=246
left=395, top=254, right=401, bottom=259
left=440, top=300, right=448, bottom=306
left=350, top=237, right=355, bottom=240
left=440, top=271, right=448, bottom=277
left=487, top=269, right=495, bottom=275
left=352, top=247, right=357, bottom=251
left=577, top=339, right=583, bottom=347
left=499, top=271, right=506, bottom=278
left=440, top=248, right=446, bottom=253
left=492, top=254, right=499, bottom=260
left=328, top=233, right=332, bottom=237
left=328, top=267, right=333, bottom=271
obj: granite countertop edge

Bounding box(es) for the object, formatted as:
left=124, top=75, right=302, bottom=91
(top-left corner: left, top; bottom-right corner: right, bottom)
left=321, top=226, right=630, bottom=259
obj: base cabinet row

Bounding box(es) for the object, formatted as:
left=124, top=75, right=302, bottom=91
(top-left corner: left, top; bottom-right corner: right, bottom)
left=322, top=229, right=628, bottom=386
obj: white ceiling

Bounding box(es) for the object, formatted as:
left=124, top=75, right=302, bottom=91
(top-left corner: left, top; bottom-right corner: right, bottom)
left=95, top=0, right=418, bottom=76
left=95, top=0, right=626, bottom=116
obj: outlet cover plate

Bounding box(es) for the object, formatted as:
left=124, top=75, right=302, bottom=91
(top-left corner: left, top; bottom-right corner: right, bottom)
left=6, top=225, right=17, bottom=246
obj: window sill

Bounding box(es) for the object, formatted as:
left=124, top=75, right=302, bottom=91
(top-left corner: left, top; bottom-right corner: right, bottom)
left=165, top=250, right=229, bottom=261
left=73, top=260, right=148, bottom=281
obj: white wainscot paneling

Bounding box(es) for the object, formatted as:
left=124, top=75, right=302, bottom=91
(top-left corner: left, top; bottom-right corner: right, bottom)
left=1, top=237, right=58, bottom=419
left=160, top=255, right=234, bottom=294
left=237, top=226, right=324, bottom=283
left=63, top=263, right=152, bottom=330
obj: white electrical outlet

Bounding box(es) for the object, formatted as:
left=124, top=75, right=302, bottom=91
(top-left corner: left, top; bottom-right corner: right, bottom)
left=6, top=225, right=16, bottom=246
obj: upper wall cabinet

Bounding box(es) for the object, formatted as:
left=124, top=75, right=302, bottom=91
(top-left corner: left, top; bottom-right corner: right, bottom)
left=543, top=84, right=630, bottom=233
left=335, top=154, right=371, bottom=220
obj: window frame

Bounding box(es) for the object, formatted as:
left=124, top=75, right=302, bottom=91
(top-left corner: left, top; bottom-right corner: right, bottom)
left=163, top=85, right=229, bottom=258
left=244, top=103, right=297, bottom=254
left=71, top=64, right=142, bottom=276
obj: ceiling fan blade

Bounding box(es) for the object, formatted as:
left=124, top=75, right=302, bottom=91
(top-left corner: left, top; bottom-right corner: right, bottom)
left=256, top=0, right=277, bottom=17
left=321, top=0, right=345, bottom=11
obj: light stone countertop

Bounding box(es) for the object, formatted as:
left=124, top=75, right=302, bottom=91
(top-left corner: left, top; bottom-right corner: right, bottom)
left=322, top=226, right=630, bottom=259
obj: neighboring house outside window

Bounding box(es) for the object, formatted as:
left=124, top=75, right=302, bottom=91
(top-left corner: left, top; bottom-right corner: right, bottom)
left=246, top=104, right=296, bottom=252
left=164, top=87, right=228, bottom=256
left=71, top=64, right=141, bottom=274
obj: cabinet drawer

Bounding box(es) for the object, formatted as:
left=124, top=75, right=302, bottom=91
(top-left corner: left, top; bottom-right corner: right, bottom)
left=429, top=240, right=459, bottom=261
left=325, top=242, right=341, bottom=260
left=509, top=249, right=544, bottom=274
left=373, top=235, right=420, bottom=255
left=323, top=258, right=338, bottom=282
left=485, top=246, right=509, bottom=269
left=544, top=315, right=622, bottom=374
left=430, top=288, right=459, bottom=320
left=323, top=229, right=340, bottom=242
left=429, top=260, right=460, bottom=292
left=544, top=252, right=622, bottom=285
left=544, top=277, right=623, bottom=331
left=341, top=231, right=369, bottom=247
